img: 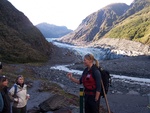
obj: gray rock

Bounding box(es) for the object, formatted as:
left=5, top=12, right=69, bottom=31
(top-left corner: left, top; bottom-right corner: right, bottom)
left=53, top=108, right=72, bottom=113
left=39, top=94, right=66, bottom=112
left=127, top=90, right=140, bottom=95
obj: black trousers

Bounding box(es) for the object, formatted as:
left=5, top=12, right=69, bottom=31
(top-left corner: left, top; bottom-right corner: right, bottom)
left=84, top=94, right=100, bottom=113
left=12, top=105, right=26, bottom=113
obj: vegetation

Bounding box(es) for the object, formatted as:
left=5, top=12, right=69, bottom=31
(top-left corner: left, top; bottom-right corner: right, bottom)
left=105, top=7, right=150, bottom=44
left=105, top=3, right=150, bottom=45
left=0, top=0, right=52, bottom=63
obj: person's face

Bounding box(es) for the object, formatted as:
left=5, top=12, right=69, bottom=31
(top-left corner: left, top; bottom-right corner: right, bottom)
left=17, top=77, right=24, bottom=84
left=83, top=57, right=92, bottom=67
left=2, top=79, right=8, bottom=87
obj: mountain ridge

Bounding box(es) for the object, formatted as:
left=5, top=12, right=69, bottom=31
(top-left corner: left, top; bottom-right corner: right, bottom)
left=36, top=22, right=72, bottom=38
left=60, top=0, right=150, bottom=45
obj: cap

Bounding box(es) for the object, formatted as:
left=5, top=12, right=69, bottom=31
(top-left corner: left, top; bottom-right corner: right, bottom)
left=0, top=75, right=8, bottom=82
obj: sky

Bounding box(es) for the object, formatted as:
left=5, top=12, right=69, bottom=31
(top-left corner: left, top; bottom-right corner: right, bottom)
left=8, top=0, right=133, bottom=30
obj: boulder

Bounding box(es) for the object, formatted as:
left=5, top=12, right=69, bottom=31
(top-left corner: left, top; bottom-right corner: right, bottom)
left=39, top=94, right=66, bottom=112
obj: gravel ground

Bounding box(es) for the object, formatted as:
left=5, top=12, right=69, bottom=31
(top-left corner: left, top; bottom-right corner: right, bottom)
left=26, top=45, right=150, bottom=113
left=30, top=65, right=150, bottom=113
left=27, top=80, right=52, bottom=110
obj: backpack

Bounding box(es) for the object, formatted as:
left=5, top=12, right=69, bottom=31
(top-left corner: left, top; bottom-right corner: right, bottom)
left=98, top=67, right=111, bottom=97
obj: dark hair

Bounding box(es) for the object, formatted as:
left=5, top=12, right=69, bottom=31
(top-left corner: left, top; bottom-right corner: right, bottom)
left=0, top=75, right=8, bottom=91
left=15, top=75, right=24, bottom=83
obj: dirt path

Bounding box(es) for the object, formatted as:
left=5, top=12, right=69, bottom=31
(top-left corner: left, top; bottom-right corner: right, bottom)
left=27, top=80, right=52, bottom=110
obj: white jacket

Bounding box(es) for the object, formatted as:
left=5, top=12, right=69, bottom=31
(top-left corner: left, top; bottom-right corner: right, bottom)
left=9, top=84, right=28, bottom=108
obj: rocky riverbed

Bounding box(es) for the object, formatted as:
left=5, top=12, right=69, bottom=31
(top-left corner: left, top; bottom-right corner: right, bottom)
left=3, top=44, right=150, bottom=113
left=25, top=45, right=150, bottom=113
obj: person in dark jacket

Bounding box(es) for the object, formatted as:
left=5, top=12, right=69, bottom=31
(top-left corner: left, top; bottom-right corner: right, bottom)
left=0, top=62, right=4, bottom=113
left=67, top=53, right=101, bottom=113
left=0, top=76, right=11, bottom=113
left=0, top=79, right=4, bottom=113
left=0, top=62, right=2, bottom=75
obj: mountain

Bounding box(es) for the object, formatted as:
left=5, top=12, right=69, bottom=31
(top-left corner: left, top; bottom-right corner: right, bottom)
left=0, top=0, right=52, bottom=63
left=104, top=0, right=150, bottom=44
left=36, top=23, right=72, bottom=38
left=60, top=0, right=150, bottom=45
left=60, top=3, right=129, bottom=43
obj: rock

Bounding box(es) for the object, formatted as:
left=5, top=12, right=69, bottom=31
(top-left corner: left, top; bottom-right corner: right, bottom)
left=39, top=94, right=66, bottom=112
left=27, top=107, right=41, bottom=113
left=127, top=90, right=140, bottom=95
left=53, top=108, right=72, bottom=113
left=99, top=105, right=114, bottom=113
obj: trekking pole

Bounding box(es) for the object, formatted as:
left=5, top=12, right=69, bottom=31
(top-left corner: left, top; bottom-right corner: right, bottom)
left=80, top=87, right=84, bottom=113
left=101, top=79, right=111, bottom=113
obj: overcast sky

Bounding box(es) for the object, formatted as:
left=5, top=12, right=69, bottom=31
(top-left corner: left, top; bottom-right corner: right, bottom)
left=8, top=0, right=133, bottom=30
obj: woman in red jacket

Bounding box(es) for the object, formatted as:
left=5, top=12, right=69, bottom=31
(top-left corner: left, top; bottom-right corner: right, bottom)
left=67, top=53, right=101, bottom=113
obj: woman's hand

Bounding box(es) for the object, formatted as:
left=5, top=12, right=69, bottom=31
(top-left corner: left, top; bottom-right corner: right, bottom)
left=66, top=73, right=80, bottom=84
left=95, top=97, right=99, bottom=101
left=26, top=94, right=30, bottom=100
left=14, top=98, right=19, bottom=103
left=67, top=73, right=72, bottom=79
left=95, top=91, right=100, bottom=101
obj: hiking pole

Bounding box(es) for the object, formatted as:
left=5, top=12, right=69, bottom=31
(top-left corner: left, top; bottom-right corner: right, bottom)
left=101, top=79, right=111, bottom=113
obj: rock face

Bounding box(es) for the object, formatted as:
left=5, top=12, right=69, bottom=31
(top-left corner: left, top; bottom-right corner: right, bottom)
left=0, top=0, right=52, bottom=63
left=60, top=0, right=150, bottom=45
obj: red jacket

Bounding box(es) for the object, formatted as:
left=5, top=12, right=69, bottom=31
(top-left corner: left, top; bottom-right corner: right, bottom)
left=82, top=70, right=96, bottom=91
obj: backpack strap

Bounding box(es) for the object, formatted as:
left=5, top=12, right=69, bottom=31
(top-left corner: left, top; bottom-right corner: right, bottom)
left=14, top=84, right=17, bottom=97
